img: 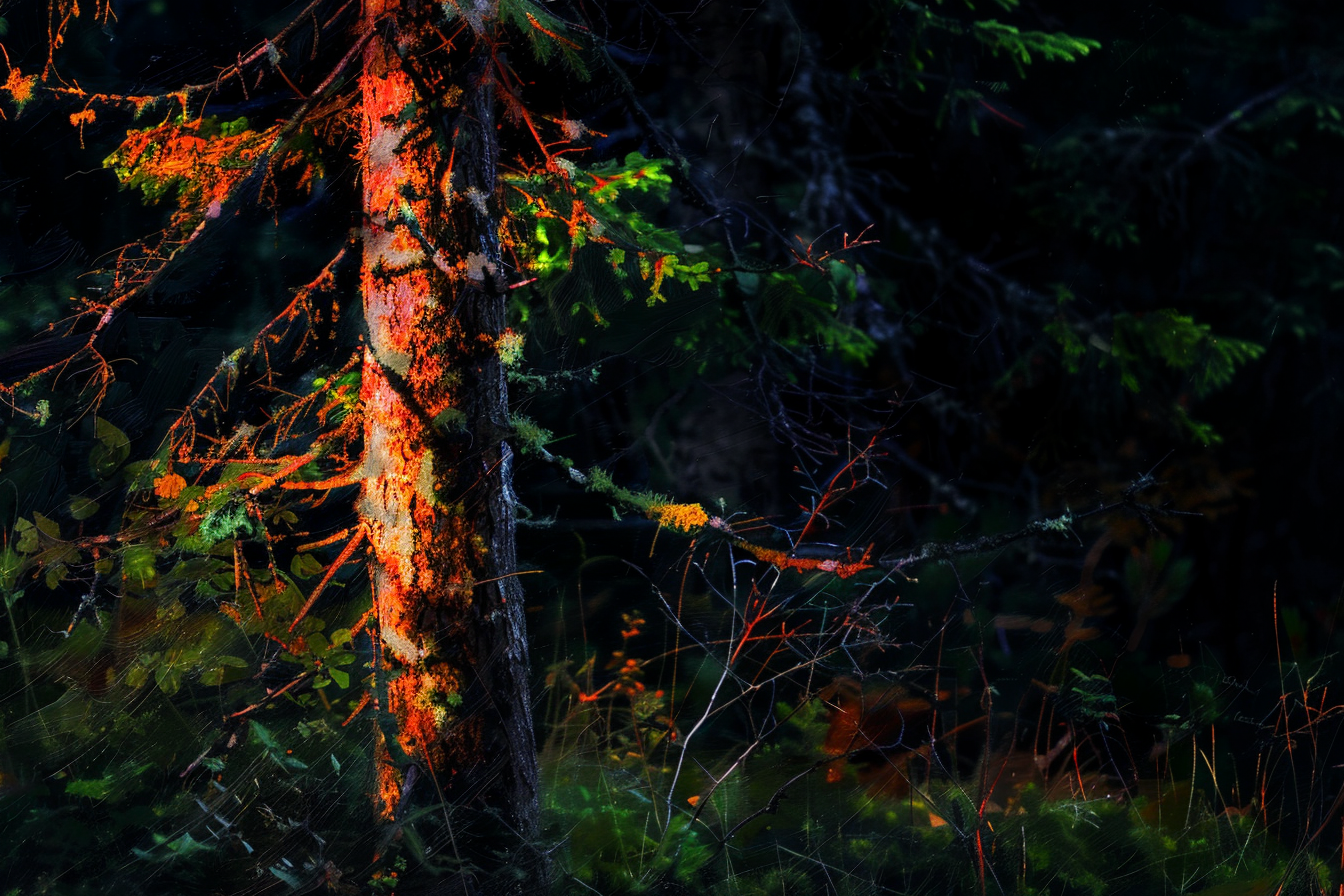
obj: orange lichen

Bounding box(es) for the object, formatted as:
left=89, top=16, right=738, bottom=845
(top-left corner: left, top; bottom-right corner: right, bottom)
left=104, top=116, right=278, bottom=226
left=2, top=67, right=37, bottom=111
left=153, top=472, right=187, bottom=500
left=358, top=11, right=493, bottom=819
left=342, top=691, right=373, bottom=727
left=385, top=665, right=460, bottom=766
left=648, top=502, right=709, bottom=533
left=736, top=541, right=874, bottom=578
left=524, top=12, right=581, bottom=50
left=639, top=253, right=671, bottom=303
left=69, top=105, right=96, bottom=146
left=375, top=745, right=402, bottom=823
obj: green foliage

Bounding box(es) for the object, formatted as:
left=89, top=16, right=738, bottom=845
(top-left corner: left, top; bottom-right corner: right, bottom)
left=250, top=720, right=309, bottom=771
left=541, top=680, right=1322, bottom=895
left=1041, top=308, right=1264, bottom=443
left=545, top=768, right=713, bottom=891
left=1056, top=667, right=1117, bottom=723
left=506, top=149, right=878, bottom=382
left=89, top=416, right=130, bottom=479
left=870, top=0, right=1101, bottom=121
left=906, top=3, right=1101, bottom=76
left=965, top=19, right=1100, bottom=70
left=745, top=265, right=878, bottom=366
left=310, top=369, right=360, bottom=423
left=1110, top=310, right=1265, bottom=399
left=507, top=152, right=689, bottom=290
left=498, top=0, right=589, bottom=76
left=4, top=1, right=1341, bottom=894
left=584, top=465, right=667, bottom=516
left=509, top=413, right=554, bottom=456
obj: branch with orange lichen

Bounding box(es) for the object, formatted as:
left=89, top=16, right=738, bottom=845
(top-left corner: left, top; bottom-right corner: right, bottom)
left=786, top=225, right=879, bottom=272
left=793, top=435, right=882, bottom=545
left=529, top=449, right=878, bottom=579
left=44, top=0, right=115, bottom=79
left=537, top=448, right=1195, bottom=587
left=158, top=242, right=355, bottom=465
left=734, top=541, right=876, bottom=579
left=6, top=0, right=355, bottom=117
left=648, top=502, right=710, bottom=533
left=288, top=525, right=367, bottom=633
left=0, top=31, right=369, bottom=409
left=105, top=115, right=283, bottom=229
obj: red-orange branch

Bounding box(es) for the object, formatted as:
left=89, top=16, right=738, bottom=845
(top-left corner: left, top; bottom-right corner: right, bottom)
left=736, top=540, right=875, bottom=579
left=288, top=525, right=367, bottom=633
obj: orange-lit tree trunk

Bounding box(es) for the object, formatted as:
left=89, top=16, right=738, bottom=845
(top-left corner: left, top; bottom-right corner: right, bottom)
left=359, top=1, right=541, bottom=882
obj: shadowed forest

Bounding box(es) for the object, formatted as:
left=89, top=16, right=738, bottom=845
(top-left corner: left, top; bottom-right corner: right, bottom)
left=0, top=1, right=1342, bottom=894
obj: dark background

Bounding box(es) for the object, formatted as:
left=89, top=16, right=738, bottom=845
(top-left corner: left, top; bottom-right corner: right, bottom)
left=0, top=0, right=1341, bottom=891
left=3, top=1, right=1338, bottom=667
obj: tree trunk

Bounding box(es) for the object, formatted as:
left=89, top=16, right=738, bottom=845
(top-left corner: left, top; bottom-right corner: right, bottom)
left=359, top=2, right=542, bottom=888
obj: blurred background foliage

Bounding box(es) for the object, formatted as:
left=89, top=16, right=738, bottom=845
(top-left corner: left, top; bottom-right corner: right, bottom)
left=0, top=0, right=1342, bottom=894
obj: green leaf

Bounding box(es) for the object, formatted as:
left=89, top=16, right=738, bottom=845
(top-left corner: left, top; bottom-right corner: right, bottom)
left=154, top=663, right=182, bottom=696
left=327, top=650, right=356, bottom=669
left=200, top=655, right=249, bottom=686
left=122, top=544, right=159, bottom=591
left=307, top=631, right=330, bottom=656
left=0, top=547, right=23, bottom=589
left=125, top=661, right=149, bottom=689
left=290, top=552, right=324, bottom=579
left=219, top=116, right=250, bottom=137
left=195, top=501, right=258, bottom=549
left=1044, top=317, right=1086, bottom=372
left=133, top=832, right=214, bottom=862
left=90, top=417, right=131, bottom=478
left=31, top=512, right=59, bottom=540
left=250, top=720, right=308, bottom=771
left=68, top=496, right=100, bottom=520
left=328, top=667, right=349, bottom=689
left=66, top=775, right=116, bottom=800
left=198, top=667, right=225, bottom=686
left=14, top=518, right=38, bottom=554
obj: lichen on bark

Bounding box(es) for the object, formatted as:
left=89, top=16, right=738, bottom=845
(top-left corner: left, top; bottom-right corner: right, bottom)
left=358, top=0, right=542, bottom=884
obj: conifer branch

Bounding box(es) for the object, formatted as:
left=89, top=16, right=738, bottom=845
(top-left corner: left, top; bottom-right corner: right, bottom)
left=879, top=473, right=1199, bottom=572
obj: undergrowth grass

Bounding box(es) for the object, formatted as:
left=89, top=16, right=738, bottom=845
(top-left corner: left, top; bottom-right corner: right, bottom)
left=537, top=548, right=1342, bottom=895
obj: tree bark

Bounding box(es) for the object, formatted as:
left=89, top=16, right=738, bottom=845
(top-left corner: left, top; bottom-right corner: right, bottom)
left=359, top=2, right=542, bottom=889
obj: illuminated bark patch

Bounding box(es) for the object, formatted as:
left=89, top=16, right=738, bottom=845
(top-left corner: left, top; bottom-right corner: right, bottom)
left=360, top=4, right=469, bottom=819
left=358, top=3, right=540, bottom=849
